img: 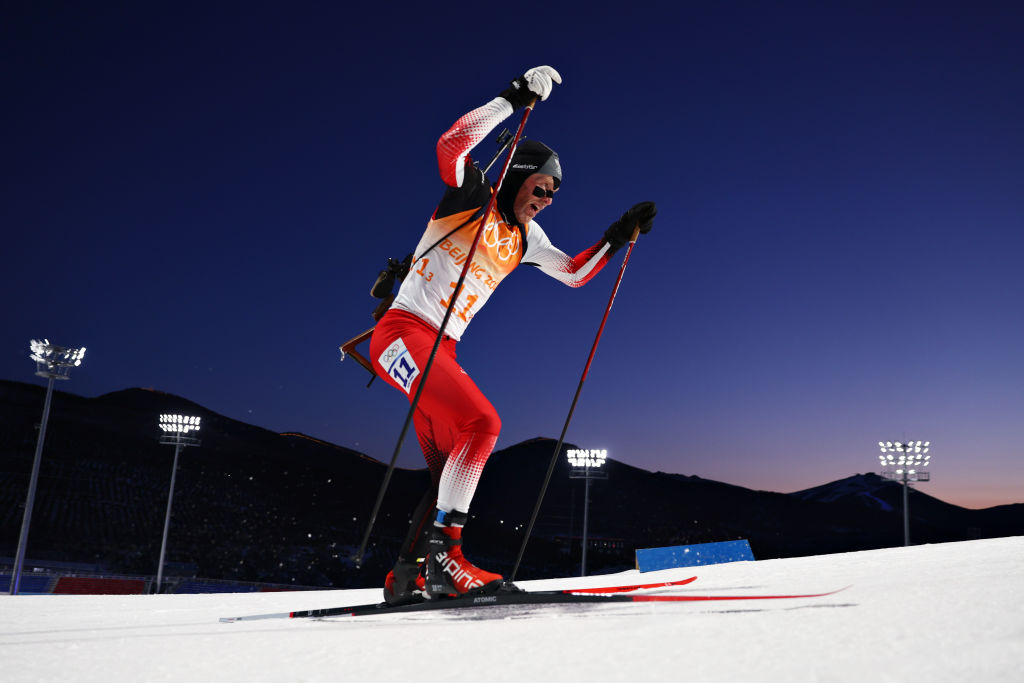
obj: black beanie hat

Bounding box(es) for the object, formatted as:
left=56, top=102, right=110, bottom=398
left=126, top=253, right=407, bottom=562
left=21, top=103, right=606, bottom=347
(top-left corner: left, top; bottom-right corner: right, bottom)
left=497, top=140, right=561, bottom=223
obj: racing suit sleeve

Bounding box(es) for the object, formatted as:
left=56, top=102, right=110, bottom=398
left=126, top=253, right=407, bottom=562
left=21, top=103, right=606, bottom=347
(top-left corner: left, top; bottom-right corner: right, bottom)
left=436, top=97, right=514, bottom=188
left=521, top=221, right=613, bottom=288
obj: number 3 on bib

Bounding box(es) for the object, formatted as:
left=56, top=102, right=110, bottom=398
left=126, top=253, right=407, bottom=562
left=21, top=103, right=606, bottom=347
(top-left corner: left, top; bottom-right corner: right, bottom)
left=440, top=281, right=479, bottom=323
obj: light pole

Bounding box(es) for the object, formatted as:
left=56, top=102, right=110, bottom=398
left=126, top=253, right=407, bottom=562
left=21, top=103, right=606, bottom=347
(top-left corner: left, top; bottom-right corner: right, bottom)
left=10, top=340, right=86, bottom=595
left=878, top=440, right=931, bottom=546
left=155, top=414, right=201, bottom=594
left=567, top=448, right=608, bottom=577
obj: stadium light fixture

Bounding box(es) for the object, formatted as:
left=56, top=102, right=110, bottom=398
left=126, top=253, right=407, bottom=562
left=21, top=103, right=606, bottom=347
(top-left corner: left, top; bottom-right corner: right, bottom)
left=877, top=440, right=932, bottom=546
left=11, top=340, right=86, bottom=595
left=30, top=338, right=86, bottom=377
left=567, top=449, right=608, bottom=577
left=155, top=414, right=202, bottom=593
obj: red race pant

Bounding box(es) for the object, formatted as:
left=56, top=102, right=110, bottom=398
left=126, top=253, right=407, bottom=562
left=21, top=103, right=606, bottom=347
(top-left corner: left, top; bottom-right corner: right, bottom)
left=370, top=308, right=499, bottom=513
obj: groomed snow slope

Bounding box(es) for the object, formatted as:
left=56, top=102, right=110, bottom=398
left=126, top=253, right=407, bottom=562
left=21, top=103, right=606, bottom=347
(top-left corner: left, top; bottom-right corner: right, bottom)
left=2, top=537, right=1022, bottom=682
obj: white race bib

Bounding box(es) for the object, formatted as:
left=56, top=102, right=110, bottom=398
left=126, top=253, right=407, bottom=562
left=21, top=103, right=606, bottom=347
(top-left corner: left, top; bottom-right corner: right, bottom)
left=377, top=338, right=420, bottom=394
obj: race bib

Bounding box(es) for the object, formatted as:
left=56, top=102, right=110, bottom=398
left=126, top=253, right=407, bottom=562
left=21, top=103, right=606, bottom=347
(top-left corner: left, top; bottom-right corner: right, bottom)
left=377, top=338, right=420, bottom=394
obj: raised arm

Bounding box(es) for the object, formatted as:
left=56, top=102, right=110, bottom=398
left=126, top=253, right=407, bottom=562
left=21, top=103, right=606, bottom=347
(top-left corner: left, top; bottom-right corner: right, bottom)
left=436, top=66, right=563, bottom=188
left=436, top=98, right=513, bottom=188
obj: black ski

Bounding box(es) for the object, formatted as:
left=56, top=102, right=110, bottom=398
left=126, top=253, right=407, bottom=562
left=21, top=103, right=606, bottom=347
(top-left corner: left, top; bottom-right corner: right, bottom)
left=218, top=577, right=849, bottom=622
left=219, top=576, right=697, bottom=623
left=289, top=584, right=847, bottom=619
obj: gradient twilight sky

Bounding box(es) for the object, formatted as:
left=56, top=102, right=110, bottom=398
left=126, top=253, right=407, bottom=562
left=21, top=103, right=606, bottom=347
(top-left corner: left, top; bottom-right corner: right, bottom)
left=3, top=3, right=1022, bottom=509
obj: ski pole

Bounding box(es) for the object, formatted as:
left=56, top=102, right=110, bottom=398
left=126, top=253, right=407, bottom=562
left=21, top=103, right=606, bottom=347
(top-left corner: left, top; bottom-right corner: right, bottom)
left=352, top=100, right=538, bottom=568
left=510, top=224, right=643, bottom=581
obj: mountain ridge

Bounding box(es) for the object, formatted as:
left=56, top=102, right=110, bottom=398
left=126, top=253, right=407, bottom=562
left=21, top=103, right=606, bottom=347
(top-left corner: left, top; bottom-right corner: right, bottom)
left=2, top=379, right=1021, bottom=586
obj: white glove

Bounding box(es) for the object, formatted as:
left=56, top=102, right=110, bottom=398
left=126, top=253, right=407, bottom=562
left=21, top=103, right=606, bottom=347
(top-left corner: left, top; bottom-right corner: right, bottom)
left=501, top=66, right=563, bottom=108
left=522, top=65, right=562, bottom=101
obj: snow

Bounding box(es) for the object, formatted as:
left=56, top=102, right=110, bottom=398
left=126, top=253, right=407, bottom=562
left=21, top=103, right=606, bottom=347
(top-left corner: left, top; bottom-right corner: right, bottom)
left=2, top=537, right=1022, bottom=682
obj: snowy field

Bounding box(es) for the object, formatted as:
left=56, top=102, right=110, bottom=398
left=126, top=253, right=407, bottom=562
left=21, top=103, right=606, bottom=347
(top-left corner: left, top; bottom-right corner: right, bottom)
left=2, top=536, right=1022, bottom=682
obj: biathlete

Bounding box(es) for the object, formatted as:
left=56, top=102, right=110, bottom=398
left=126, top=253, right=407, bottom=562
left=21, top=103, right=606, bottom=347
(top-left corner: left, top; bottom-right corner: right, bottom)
left=369, top=65, right=656, bottom=603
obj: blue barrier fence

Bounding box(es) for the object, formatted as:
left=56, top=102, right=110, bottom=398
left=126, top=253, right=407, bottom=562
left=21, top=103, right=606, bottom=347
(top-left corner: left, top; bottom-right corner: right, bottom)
left=635, top=539, right=754, bottom=572
left=0, top=574, right=57, bottom=594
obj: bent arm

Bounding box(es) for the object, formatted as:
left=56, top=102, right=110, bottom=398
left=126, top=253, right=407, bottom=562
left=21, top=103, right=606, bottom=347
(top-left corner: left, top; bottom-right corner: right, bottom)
left=523, top=223, right=613, bottom=288
left=436, top=98, right=514, bottom=188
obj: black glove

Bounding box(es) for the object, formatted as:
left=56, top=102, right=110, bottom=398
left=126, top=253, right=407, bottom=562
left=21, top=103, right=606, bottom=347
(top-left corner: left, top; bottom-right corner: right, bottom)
left=604, top=201, right=657, bottom=251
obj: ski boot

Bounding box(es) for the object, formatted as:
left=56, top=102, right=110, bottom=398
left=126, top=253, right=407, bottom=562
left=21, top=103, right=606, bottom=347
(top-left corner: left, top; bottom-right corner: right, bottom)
left=425, top=509, right=504, bottom=599
left=383, top=558, right=426, bottom=606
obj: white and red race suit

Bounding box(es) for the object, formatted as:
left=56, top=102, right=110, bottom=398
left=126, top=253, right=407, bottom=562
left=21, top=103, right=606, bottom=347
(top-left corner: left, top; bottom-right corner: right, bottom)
left=369, top=95, right=616, bottom=515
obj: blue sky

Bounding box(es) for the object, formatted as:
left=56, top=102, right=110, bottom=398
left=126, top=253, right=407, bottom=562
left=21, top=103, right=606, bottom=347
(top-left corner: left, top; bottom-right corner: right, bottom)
left=3, top=2, right=1022, bottom=508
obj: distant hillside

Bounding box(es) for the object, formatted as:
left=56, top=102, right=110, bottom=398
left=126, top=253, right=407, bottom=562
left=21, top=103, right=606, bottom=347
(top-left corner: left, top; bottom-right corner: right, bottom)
left=2, top=379, right=1021, bottom=586
left=789, top=472, right=1024, bottom=537
left=790, top=473, right=897, bottom=510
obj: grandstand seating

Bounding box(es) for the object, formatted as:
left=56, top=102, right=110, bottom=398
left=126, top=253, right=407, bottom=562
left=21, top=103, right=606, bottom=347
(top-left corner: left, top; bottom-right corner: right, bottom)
left=174, top=579, right=261, bottom=594
left=52, top=577, right=146, bottom=594
left=0, top=574, right=57, bottom=594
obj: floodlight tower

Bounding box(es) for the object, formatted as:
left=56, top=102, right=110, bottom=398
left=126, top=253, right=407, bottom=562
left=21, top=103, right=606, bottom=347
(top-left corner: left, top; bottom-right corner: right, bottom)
left=155, top=414, right=201, bottom=594
left=878, top=440, right=931, bottom=546
left=567, top=449, right=608, bottom=576
left=10, top=340, right=86, bottom=595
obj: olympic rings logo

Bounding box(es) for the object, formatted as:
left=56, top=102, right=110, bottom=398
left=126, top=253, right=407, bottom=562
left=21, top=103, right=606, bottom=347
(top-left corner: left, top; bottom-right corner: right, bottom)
left=383, top=346, right=400, bottom=362
left=482, top=220, right=521, bottom=262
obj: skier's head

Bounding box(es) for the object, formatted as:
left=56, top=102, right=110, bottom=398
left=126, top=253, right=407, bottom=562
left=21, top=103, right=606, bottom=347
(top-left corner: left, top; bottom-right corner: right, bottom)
left=497, top=140, right=561, bottom=225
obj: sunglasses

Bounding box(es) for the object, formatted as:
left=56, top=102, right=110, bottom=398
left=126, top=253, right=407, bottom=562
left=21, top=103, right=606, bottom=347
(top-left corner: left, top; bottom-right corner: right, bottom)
left=531, top=186, right=555, bottom=199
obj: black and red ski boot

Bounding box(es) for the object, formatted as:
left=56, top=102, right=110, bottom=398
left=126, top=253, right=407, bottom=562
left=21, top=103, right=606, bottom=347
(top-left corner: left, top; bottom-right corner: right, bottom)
left=382, top=488, right=437, bottom=605
left=383, top=558, right=426, bottom=606
left=425, top=509, right=503, bottom=599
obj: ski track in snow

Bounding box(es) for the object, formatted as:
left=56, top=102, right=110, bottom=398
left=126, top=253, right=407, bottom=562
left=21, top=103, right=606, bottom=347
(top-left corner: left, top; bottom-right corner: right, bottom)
left=1, top=537, right=1022, bottom=682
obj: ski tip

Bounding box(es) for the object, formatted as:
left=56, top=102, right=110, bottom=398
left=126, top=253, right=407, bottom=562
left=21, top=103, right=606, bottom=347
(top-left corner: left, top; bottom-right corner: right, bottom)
left=218, top=610, right=293, bottom=622
left=565, top=575, right=698, bottom=595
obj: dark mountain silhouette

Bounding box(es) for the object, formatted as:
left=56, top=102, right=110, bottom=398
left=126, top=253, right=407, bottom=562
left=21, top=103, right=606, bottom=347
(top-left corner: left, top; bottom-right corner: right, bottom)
left=789, top=473, right=1024, bottom=538
left=790, top=473, right=898, bottom=510
left=2, top=379, right=1021, bottom=587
